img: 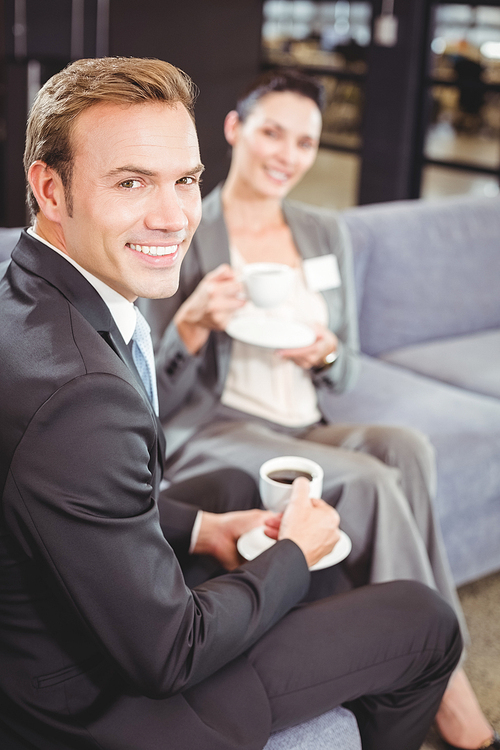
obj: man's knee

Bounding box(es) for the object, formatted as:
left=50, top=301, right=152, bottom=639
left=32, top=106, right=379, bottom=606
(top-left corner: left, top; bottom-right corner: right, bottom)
left=168, top=468, right=261, bottom=513
left=206, top=468, right=261, bottom=512
left=380, top=580, right=462, bottom=665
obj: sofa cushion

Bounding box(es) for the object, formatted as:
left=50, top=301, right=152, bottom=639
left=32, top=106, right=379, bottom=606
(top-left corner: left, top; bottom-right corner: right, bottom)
left=0, top=228, right=21, bottom=262
left=343, top=196, right=500, bottom=356
left=380, top=329, right=500, bottom=399
left=264, top=707, right=361, bottom=750
left=320, top=355, right=500, bottom=586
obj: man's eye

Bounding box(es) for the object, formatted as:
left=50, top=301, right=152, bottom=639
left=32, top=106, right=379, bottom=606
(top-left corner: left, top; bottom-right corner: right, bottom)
left=120, top=179, right=141, bottom=189
left=177, top=176, right=199, bottom=185
left=299, top=140, right=315, bottom=150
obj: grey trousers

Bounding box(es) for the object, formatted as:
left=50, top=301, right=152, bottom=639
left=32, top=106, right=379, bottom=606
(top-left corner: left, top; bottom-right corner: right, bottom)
left=165, top=405, right=469, bottom=643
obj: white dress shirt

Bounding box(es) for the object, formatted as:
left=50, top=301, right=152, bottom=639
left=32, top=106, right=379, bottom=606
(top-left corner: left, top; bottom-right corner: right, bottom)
left=221, top=246, right=328, bottom=426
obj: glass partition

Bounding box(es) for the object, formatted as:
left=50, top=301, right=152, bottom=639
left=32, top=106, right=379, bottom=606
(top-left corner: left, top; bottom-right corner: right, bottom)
left=262, top=1, right=371, bottom=75
left=422, top=3, right=500, bottom=199
left=261, top=1, right=370, bottom=155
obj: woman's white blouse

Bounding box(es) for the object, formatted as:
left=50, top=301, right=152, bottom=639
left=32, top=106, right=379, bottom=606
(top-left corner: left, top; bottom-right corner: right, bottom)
left=221, top=247, right=329, bottom=427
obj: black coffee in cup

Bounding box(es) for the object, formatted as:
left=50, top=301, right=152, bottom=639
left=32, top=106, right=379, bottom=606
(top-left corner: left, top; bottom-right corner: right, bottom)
left=267, top=469, right=313, bottom=485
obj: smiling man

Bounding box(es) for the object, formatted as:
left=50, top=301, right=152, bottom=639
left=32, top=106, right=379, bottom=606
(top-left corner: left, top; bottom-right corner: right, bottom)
left=26, top=78, right=203, bottom=301
left=0, top=57, right=462, bottom=750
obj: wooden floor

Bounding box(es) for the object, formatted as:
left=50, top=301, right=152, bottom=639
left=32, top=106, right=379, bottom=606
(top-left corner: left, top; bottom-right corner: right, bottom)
left=422, top=570, right=500, bottom=749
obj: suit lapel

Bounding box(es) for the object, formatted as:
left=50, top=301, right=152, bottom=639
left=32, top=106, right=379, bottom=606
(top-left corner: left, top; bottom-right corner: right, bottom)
left=194, top=187, right=233, bottom=391
left=13, top=230, right=166, bottom=473
left=12, top=232, right=164, bottom=449
left=282, top=201, right=339, bottom=329
left=195, top=185, right=231, bottom=275
left=282, top=200, right=328, bottom=261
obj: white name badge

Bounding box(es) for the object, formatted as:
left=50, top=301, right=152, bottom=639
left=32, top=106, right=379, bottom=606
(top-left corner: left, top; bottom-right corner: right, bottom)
left=303, top=255, right=341, bottom=292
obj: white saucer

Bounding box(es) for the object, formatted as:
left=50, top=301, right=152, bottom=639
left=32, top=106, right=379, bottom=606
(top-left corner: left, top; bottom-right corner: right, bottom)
left=226, top=315, right=315, bottom=349
left=237, top=527, right=352, bottom=571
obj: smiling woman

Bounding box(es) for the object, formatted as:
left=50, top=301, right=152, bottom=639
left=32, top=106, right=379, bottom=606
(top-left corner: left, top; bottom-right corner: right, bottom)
left=224, top=89, right=321, bottom=205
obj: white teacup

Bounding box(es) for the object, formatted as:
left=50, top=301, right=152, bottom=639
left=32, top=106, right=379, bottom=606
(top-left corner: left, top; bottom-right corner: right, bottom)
left=259, top=456, right=324, bottom=513
left=242, top=263, right=294, bottom=308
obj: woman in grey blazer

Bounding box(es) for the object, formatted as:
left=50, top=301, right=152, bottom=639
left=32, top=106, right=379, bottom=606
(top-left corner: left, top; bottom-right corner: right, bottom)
left=143, top=69, right=498, bottom=750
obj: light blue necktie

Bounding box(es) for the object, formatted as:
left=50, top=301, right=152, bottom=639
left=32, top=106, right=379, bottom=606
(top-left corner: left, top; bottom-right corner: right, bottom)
left=131, top=306, right=159, bottom=416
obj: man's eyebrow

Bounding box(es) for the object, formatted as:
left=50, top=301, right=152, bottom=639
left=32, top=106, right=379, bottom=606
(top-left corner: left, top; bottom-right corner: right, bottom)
left=107, top=166, right=155, bottom=178
left=106, top=163, right=205, bottom=178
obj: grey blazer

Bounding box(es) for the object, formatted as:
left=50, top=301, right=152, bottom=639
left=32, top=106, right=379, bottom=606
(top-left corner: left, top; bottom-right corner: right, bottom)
left=142, top=185, right=360, bottom=458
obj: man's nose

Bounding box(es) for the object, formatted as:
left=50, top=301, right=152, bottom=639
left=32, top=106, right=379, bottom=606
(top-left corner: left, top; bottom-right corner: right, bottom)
left=144, top=186, right=188, bottom=233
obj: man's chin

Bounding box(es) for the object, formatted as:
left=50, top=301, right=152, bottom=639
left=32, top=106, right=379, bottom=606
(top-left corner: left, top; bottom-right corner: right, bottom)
left=139, top=274, right=181, bottom=301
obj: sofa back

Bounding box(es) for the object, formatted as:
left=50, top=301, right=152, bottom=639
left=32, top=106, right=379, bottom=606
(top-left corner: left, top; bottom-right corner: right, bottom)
left=0, top=228, right=21, bottom=262
left=343, top=195, right=500, bottom=356
left=2, top=195, right=500, bottom=358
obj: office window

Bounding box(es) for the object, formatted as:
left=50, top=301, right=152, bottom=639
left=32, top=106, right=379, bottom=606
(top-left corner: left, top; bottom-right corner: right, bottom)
left=422, top=3, right=500, bottom=199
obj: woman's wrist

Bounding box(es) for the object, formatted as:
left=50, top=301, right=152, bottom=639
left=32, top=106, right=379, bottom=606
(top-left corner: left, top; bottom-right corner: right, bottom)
left=174, top=314, right=210, bottom=355
left=311, top=349, right=338, bottom=373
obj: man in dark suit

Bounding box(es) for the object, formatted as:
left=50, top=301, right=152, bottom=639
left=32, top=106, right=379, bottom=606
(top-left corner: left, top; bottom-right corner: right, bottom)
left=0, top=57, right=462, bottom=750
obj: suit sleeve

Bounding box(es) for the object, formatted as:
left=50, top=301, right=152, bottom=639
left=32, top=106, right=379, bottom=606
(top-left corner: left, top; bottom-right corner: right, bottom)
left=5, top=372, right=310, bottom=698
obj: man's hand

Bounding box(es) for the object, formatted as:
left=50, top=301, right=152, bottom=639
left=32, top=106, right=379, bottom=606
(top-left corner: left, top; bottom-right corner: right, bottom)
left=193, top=509, right=274, bottom=570
left=174, top=264, right=246, bottom=354
left=277, top=323, right=338, bottom=370
left=272, top=477, right=341, bottom=568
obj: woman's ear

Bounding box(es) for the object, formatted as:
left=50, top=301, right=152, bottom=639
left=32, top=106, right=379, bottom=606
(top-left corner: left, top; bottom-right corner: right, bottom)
left=224, top=110, right=240, bottom=147
left=28, top=161, right=66, bottom=223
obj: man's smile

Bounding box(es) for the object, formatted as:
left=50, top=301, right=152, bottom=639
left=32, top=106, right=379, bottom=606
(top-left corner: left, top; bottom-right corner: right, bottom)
left=127, top=242, right=180, bottom=256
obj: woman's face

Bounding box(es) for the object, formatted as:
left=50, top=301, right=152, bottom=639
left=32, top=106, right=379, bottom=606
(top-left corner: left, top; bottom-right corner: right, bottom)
left=226, top=91, right=322, bottom=199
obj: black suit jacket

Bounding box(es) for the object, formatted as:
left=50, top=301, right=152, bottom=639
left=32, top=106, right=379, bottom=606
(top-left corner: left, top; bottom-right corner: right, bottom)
left=0, top=232, right=310, bottom=749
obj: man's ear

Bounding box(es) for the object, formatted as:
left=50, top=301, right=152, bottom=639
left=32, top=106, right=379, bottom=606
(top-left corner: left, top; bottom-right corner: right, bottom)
left=28, top=161, right=66, bottom=223
left=223, top=110, right=240, bottom=147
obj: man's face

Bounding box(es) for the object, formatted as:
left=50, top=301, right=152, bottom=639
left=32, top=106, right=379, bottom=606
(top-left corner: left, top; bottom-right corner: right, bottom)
left=54, top=101, right=203, bottom=301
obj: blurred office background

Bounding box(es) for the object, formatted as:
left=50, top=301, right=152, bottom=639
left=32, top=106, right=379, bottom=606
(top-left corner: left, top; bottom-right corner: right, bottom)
left=1, top=0, right=500, bottom=225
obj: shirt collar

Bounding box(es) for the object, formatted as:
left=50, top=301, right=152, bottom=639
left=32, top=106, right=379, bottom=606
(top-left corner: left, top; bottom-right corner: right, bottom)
left=27, top=227, right=137, bottom=344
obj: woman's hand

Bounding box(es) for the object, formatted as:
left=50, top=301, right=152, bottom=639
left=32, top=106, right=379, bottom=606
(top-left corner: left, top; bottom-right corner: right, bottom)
left=174, top=264, right=246, bottom=354
left=277, top=323, right=338, bottom=370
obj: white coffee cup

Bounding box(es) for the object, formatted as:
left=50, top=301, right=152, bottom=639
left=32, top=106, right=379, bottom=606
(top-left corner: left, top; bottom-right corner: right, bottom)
left=242, top=263, right=294, bottom=308
left=259, top=456, right=324, bottom=513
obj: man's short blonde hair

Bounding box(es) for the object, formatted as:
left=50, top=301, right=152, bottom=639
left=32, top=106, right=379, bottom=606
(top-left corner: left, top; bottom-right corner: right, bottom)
left=24, top=56, right=197, bottom=220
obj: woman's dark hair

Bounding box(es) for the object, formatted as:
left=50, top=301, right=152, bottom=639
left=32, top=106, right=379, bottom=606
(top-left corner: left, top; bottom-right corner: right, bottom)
left=235, top=68, right=325, bottom=122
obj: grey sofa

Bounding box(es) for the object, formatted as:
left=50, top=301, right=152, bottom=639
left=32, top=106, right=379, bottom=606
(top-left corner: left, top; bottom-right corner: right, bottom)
left=264, top=707, right=361, bottom=749
left=335, top=194, right=500, bottom=587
